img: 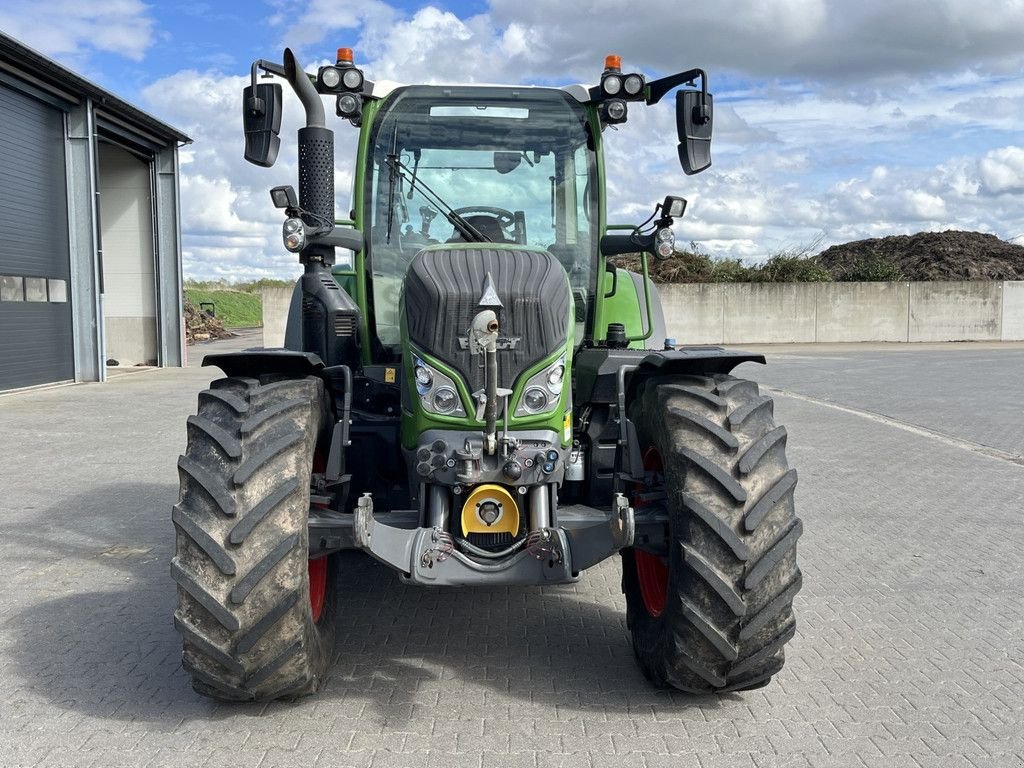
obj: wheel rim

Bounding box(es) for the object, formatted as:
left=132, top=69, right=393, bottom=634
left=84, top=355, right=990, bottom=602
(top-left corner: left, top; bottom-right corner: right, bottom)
left=308, top=447, right=328, bottom=623
left=308, top=558, right=327, bottom=623
left=634, top=446, right=668, bottom=618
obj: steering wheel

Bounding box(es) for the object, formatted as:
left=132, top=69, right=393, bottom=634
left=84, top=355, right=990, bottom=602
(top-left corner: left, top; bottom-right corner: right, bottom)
left=451, top=206, right=517, bottom=242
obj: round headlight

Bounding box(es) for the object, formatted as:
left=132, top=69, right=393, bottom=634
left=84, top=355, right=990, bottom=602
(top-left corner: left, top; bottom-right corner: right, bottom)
left=414, top=365, right=433, bottom=388
left=284, top=232, right=305, bottom=252
left=337, top=93, right=360, bottom=116
left=656, top=227, right=674, bottom=243
left=342, top=68, right=364, bottom=90
left=602, top=74, right=622, bottom=95
left=623, top=74, right=644, bottom=96
left=606, top=100, right=627, bottom=121
left=656, top=241, right=675, bottom=259
left=320, top=67, right=341, bottom=89
left=432, top=386, right=459, bottom=414
left=283, top=217, right=302, bottom=234
left=546, top=364, right=564, bottom=393
left=523, top=387, right=549, bottom=413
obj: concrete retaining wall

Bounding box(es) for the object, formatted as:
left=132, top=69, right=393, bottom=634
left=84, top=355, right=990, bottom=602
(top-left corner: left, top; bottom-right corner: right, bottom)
left=260, top=280, right=1024, bottom=347
left=261, top=286, right=293, bottom=347
left=1002, top=281, right=1024, bottom=341
left=660, top=281, right=1024, bottom=344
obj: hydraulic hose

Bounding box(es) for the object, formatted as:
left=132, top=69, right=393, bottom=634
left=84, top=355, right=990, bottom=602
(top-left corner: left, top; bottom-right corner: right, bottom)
left=485, top=347, right=498, bottom=446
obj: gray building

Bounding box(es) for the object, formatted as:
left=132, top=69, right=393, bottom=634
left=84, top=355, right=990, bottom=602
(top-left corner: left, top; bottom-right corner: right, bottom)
left=0, top=32, right=190, bottom=392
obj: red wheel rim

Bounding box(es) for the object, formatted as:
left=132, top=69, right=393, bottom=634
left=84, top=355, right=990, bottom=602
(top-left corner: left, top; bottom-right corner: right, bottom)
left=634, top=447, right=668, bottom=617
left=308, top=447, right=329, bottom=623
left=308, top=558, right=327, bottom=623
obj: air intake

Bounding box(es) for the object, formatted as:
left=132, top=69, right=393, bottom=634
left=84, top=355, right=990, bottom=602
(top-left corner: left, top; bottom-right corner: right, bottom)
left=334, top=315, right=356, bottom=337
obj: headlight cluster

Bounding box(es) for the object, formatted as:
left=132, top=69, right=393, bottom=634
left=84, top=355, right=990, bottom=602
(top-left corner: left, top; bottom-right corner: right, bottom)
left=515, top=355, right=566, bottom=417
left=413, top=356, right=466, bottom=417
left=282, top=217, right=305, bottom=252
left=601, top=72, right=645, bottom=99
left=317, top=48, right=365, bottom=123
left=654, top=226, right=675, bottom=260
left=318, top=48, right=365, bottom=93
left=598, top=54, right=646, bottom=126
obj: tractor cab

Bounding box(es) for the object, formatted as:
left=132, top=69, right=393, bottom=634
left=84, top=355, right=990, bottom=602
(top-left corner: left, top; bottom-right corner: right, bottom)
left=362, top=85, right=599, bottom=353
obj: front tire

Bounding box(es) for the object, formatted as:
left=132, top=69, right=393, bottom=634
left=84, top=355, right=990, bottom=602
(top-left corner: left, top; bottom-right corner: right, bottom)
left=623, top=374, right=802, bottom=692
left=172, top=376, right=337, bottom=701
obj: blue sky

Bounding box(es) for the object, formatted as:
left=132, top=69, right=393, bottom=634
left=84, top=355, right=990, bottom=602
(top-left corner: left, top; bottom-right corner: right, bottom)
left=2, top=0, right=1022, bottom=280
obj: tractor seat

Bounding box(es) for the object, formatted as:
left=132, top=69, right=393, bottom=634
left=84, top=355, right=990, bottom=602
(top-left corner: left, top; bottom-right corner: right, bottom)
left=447, top=215, right=513, bottom=243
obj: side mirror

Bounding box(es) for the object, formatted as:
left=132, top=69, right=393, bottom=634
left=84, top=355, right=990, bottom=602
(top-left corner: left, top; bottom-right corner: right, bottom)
left=676, top=90, right=713, bottom=175
left=242, top=83, right=282, bottom=167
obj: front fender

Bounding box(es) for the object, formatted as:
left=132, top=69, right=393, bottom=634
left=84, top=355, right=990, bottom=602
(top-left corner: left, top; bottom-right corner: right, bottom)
left=202, top=349, right=325, bottom=379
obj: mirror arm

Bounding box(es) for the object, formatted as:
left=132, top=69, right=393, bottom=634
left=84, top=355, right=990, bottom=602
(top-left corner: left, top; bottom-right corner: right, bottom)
left=646, top=68, right=709, bottom=116
left=600, top=232, right=655, bottom=257
left=251, top=59, right=286, bottom=90
left=313, top=227, right=364, bottom=253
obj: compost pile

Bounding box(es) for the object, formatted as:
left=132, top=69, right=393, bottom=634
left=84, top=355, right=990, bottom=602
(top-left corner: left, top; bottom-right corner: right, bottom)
left=817, top=230, right=1024, bottom=281
left=184, top=296, right=234, bottom=343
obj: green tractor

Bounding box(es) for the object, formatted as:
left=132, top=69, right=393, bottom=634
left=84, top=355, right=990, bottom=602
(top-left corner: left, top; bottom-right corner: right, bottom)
left=172, top=46, right=802, bottom=700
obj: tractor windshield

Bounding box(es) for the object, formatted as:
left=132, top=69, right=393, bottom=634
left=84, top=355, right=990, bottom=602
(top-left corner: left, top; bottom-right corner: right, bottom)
left=365, top=85, right=599, bottom=350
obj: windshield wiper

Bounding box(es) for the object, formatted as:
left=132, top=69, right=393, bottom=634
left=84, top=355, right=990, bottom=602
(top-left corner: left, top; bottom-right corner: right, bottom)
left=384, top=153, right=490, bottom=243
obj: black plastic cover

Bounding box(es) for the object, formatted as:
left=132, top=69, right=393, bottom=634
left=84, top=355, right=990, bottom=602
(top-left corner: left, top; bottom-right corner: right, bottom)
left=404, top=247, right=570, bottom=391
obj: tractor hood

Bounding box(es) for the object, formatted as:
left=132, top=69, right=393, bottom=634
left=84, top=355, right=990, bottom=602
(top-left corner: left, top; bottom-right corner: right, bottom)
left=402, top=245, right=571, bottom=393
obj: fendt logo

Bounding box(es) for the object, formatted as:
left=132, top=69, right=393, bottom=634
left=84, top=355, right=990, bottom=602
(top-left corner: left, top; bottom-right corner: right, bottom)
left=457, top=336, right=522, bottom=351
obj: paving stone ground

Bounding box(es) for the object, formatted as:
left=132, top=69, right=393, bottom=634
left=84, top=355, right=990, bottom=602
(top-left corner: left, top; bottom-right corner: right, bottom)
left=1, top=340, right=1022, bottom=768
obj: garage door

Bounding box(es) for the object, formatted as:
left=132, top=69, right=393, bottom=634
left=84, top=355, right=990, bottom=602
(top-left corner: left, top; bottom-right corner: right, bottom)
left=0, top=83, right=73, bottom=390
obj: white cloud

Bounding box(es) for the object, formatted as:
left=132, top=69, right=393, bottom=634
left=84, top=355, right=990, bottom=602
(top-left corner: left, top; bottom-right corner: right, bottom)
left=489, top=0, right=1024, bottom=82
left=979, top=146, right=1024, bottom=195
left=901, top=190, right=947, bottom=220
left=129, top=0, right=1024, bottom=278
left=0, top=0, right=154, bottom=63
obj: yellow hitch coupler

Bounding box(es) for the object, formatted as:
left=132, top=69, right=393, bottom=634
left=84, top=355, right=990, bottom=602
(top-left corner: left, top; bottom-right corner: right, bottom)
left=461, top=483, right=520, bottom=536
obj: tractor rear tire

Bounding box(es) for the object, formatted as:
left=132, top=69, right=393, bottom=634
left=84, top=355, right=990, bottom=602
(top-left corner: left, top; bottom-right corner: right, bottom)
left=622, top=373, right=802, bottom=693
left=172, top=375, right=337, bottom=701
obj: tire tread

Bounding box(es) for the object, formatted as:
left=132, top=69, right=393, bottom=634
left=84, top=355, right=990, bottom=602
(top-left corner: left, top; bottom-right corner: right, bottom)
left=622, top=373, right=802, bottom=694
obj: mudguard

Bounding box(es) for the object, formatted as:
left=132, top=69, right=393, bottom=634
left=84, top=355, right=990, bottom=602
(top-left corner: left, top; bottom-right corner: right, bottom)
left=574, top=346, right=765, bottom=404
left=202, top=349, right=325, bottom=379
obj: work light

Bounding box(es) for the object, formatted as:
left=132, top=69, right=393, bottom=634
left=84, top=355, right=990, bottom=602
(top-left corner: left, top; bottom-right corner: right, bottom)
left=319, top=66, right=341, bottom=89
left=623, top=74, right=645, bottom=96
left=603, top=99, right=627, bottom=124
left=602, top=74, right=622, bottom=96
left=662, top=196, right=687, bottom=219
left=342, top=68, right=364, bottom=90
left=337, top=93, right=361, bottom=119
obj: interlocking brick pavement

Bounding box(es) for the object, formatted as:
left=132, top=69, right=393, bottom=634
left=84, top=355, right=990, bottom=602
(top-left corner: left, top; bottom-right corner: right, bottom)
left=1, top=342, right=1022, bottom=767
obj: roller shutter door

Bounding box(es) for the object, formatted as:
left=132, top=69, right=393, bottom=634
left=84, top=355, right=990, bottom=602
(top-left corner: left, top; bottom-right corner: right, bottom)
left=0, top=83, right=73, bottom=390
